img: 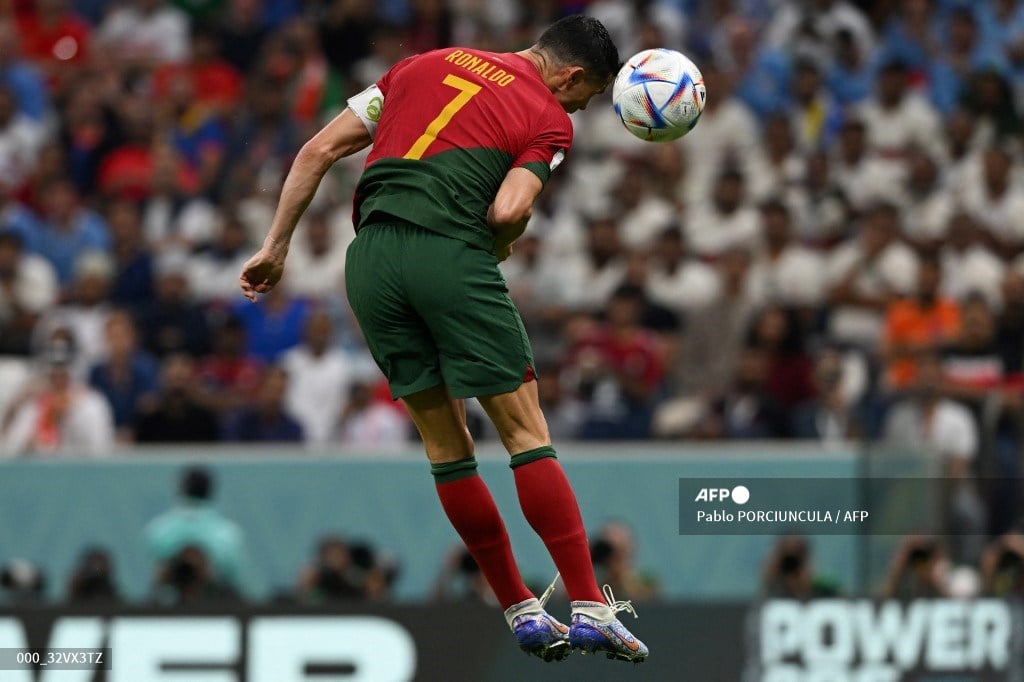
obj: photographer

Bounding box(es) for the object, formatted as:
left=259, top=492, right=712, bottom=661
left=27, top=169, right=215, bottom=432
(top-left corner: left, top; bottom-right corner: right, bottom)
left=980, top=531, right=1024, bottom=597
left=295, top=535, right=395, bottom=602
left=762, top=535, right=841, bottom=599
left=882, top=534, right=951, bottom=599
left=431, top=545, right=496, bottom=606
left=67, top=546, right=119, bottom=603
left=154, top=544, right=237, bottom=605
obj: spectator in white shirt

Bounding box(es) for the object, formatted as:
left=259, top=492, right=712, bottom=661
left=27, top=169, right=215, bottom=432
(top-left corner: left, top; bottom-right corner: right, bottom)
left=1, top=337, right=114, bottom=457
left=961, top=146, right=1024, bottom=256
left=282, top=310, right=357, bottom=447
left=748, top=199, right=824, bottom=308
left=647, top=226, right=720, bottom=314
left=900, top=147, right=954, bottom=248
left=559, top=216, right=627, bottom=313
left=282, top=209, right=349, bottom=302
left=941, top=212, right=1005, bottom=307
left=0, top=87, right=45, bottom=187
left=686, top=167, right=759, bottom=257
left=97, top=0, right=190, bottom=66
left=337, top=381, right=410, bottom=449
left=826, top=202, right=919, bottom=348
left=832, top=117, right=904, bottom=210
left=859, top=59, right=943, bottom=162
left=188, top=212, right=252, bottom=303
left=615, top=161, right=677, bottom=251
left=0, top=229, right=58, bottom=355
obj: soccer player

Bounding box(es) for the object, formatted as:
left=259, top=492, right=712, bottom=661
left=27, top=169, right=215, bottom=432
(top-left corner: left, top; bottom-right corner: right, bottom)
left=239, top=15, right=648, bottom=663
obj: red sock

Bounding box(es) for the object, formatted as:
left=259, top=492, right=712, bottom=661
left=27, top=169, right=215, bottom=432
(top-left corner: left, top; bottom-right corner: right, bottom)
left=511, top=448, right=604, bottom=603
left=434, top=471, right=532, bottom=609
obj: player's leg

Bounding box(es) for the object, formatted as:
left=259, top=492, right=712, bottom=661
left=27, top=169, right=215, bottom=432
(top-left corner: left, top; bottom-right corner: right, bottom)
left=479, top=382, right=648, bottom=661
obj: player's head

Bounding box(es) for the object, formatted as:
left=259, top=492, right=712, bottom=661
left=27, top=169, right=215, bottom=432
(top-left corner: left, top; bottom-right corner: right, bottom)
left=534, top=15, right=619, bottom=113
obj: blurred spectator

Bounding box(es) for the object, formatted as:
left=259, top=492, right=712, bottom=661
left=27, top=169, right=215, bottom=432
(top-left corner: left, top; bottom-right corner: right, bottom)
left=568, top=285, right=665, bottom=439
left=961, top=69, right=1021, bottom=139
left=137, top=252, right=211, bottom=358
left=901, top=148, right=954, bottom=249
left=939, top=212, right=1004, bottom=306
left=0, top=86, right=46, bottom=187
left=281, top=209, right=349, bottom=301
left=647, top=226, right=720, bottom=314
left=746, top=306, right=815, bottom=409
left=699, top=345, right=790, bottom=439
left=980, top=531, right=1024, bottom=597
left=0, top=20, right=50, bottom=121
left=18, top=0, right=92, bottom=72
left=16, top=178, right=109, bottom=287
left=685, top=167, right=758, bottom=257
left=927, top=8, right=1005, bottom=115
left=138, top=146, right=217, bottom=252
left=882, top=253, right=961, bottom=390
left=216, top=0, right=269, bottom=72
left=859, top=58, right=942, bottom=162
left=882, top=535, right=950, bottom=598
left=787, top=56, right=842, bottom=153
left=961, top=146, right=1024, bottom=256
left=337, top=380, right=409, bottom=447
left=230, top=284, right=310, bottom=362
left=88, top=310, right=160, bottom=441
left=145, top=466, right=248, bottom=594
left=106, top=199, right=155, bottom=309
left=188, top=211, right=252, bottom=303
left=431, top=546, right=496, bottom=605
left=826, top=201, right=918, bottom=349
left=66, top=546, right=118, bottom=603
left=748, top=199, right=824, bottom=308
left=559, top=216, right=626, bottom=313
left=136, top=354, right=219, bottom=443
left=831, top=117, right=902, bottom=211
left=223, top=365, right=303, bottom=442
left=282, top=310, right=356, bottom=447
left=96, top=0, right=190, bottom=66
left=35, top=251, right=115, bottom=370
left=0, top=336, right=114, bottom=457
left=792, top=348, right=866, bottom=442
left=198, top=314, right=262, bottom=413
left=152, top=24, right=242, bottom=115
left=761, top=535, right=840, bottom=599
left=590, top=521, right=659, bottom=602
left=614, top=161, right=676, bottom=251
left=0, top=229, right=58, bottom=355
left=0, top=558, right=46, bottom=605
left=673, top=246, right=757, bottom=397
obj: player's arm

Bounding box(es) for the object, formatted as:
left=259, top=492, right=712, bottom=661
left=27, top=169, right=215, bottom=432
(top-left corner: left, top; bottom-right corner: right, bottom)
left=239, top=108, right=372, bottom=301
left=488, top=168, right=543, bottom=261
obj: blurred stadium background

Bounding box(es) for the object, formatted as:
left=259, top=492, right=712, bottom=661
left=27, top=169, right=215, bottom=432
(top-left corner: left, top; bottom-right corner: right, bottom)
left=1, top=0, right=1024, bottom=679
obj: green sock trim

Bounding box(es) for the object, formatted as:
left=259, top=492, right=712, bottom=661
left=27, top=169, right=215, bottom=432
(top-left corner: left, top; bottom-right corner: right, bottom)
left=509, top=445, right=557, bottom=469
left=431, top=456, right=478, bottom=483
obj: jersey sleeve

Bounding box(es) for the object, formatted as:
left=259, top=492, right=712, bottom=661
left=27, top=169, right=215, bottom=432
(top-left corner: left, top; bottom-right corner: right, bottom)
left=348, top=55, right=420, bottom=139
left=375, top=55, right=419, bottom=97
left=513, top=102, right=573, bottom=185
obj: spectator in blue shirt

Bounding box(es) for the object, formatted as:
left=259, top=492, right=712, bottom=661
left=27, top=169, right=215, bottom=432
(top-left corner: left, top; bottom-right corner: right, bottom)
left=19, top=178, right=110, bottom=287
left=230, top=285, right=309, bottom=362
left=88, top=310, right=160, bottom=441
left=0, top=21, right=50, bottom=121
left=222, top=365, right=303, bottom=442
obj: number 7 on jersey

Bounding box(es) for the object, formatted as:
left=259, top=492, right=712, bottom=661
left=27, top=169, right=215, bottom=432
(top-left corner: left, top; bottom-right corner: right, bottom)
left=403, top=74, right=482, bottom=160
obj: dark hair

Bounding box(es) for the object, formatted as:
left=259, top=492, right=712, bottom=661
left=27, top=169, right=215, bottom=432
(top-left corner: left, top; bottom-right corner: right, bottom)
left=181, top=466, right=213, bottom=501
left=536, top=15, right=619, bottom=83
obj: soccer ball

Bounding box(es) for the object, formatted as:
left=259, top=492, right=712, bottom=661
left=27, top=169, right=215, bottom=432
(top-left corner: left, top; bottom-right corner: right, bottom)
left=612, top=48, right=706, bottom=143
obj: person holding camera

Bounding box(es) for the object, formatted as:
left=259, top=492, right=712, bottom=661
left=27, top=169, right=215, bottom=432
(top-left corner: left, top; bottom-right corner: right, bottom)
left=762, top=535, right=841, bottom=600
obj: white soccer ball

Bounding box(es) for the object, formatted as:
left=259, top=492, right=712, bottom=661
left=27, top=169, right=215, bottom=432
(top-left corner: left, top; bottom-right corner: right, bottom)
left=612, top=48, right=706, bottom=142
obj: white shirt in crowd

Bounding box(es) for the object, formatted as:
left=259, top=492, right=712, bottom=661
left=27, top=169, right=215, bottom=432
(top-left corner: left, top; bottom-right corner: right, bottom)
left=648, top=261, right=721, bottom=313
left=680, top=98, right=761, bottom=205
left=825, top=239, right=919, bottom=347
left=685, top=201, right=760, bottom=257
left=97, top=5, right=190, bottom=63
left=884, top=399, right=978, bottom=461
left=943, top=246, right=1005, bottom=306
left=0, top=253, right=58, bottom=320
left=1, top=386, right=114, bottom=457
left=338, top=405, right=409, bottom=448
left=960, top=182, right=1024, bottom=245
left=282, top=346, right=355, bottom=447
left=859, top=95, right=942, bottom=159
left=748, top=246, right=825, bottom=307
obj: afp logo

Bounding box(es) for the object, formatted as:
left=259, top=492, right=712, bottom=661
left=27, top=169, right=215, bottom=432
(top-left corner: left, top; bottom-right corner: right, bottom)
left=694, top=485, right=750, bottom=504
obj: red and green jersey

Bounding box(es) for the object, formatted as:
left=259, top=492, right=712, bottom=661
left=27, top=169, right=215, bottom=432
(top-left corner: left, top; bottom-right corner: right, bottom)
left=354, top=48, right=573, bottom=251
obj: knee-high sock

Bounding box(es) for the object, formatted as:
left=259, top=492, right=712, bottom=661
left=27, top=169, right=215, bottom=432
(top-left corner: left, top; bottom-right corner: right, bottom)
left=432, top=457, right=533, bottom=609
left=511, top=447, right=604, bottom=603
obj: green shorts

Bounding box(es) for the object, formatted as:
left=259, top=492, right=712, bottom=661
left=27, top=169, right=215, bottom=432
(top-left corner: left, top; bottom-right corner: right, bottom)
left=345, top=220, right=535, bottom=400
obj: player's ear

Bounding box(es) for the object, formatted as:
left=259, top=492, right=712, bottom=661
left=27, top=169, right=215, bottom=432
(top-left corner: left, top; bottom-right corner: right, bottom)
left=559, top=65, right=587, bottom=90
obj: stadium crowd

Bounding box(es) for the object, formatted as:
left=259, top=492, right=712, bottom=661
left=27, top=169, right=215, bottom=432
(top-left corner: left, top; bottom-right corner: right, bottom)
left=0, top=0, right=1023, bottom=534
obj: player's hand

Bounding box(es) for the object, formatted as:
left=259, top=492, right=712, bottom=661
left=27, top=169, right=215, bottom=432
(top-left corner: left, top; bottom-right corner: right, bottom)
left=239, top=247, right=287, bottom=302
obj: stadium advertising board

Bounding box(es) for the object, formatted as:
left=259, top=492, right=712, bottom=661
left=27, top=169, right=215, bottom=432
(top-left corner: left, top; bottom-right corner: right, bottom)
left=0, top=600, right=1019, bottom=681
